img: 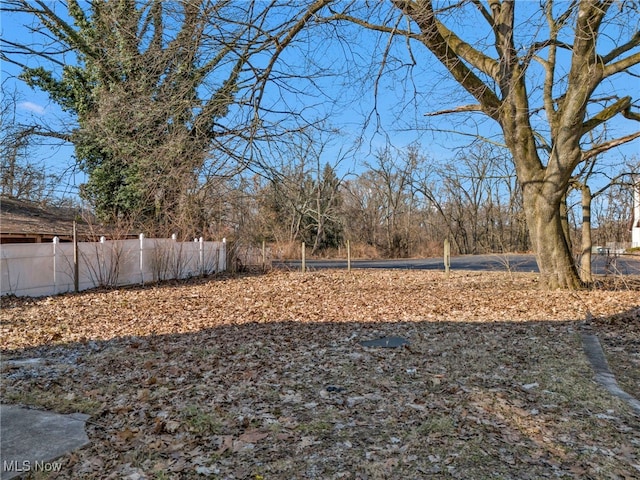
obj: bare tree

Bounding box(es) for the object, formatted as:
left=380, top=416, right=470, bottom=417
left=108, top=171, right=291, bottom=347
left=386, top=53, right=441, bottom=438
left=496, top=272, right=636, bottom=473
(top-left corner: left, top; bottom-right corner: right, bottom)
left=0, top=86, right=61, bottom=203
left=1, top=0, right=335, bottom=235
left=342, top=174, right=384, bottom=250
left=326, top=0, right=640, bottom=288
left=410, top=141, right=528, bottom=255
left=251, top=128, right=350, bottom=254
left=566, top=150, right=639, bottom=283
left=364, top=146, right=418, bottom=257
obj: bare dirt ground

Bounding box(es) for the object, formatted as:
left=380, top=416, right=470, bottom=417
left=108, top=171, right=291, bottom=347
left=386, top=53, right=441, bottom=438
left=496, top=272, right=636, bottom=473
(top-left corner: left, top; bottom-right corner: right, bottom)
left=1, top=270, right=639, bottom=479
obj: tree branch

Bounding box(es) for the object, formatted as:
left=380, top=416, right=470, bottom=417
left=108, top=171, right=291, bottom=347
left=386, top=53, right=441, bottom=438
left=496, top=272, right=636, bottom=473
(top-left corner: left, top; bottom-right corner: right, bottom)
left=469, top=0, right=494, bottom=27
left=604, top=51, right=640, bottom=78
left=392, top=0, right=502, bottom=120
left=581, top=131, right=640, bottom=161
left=424, top=104, right=483, bottom=116
left=326, top=9, right=415, bottom=38
left=601, top=30, right=640, bottom=64
left=0, top=38, right=68, bottom=67
left=253, top=0, right=333, bottom=115
left=622, top=106, right=640, bottom=122
left=581, top=96, right=632, bottom=135
left=31, top=0, right=98, bottom=62
left=13, top=124, right=74, bottom=143
left=437, top=22, right=500, bottom=81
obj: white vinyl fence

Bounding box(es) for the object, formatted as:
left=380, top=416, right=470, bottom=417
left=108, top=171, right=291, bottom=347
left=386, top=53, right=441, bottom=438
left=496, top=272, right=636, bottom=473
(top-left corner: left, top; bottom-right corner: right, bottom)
left=1, top=234, right=226, bottom=297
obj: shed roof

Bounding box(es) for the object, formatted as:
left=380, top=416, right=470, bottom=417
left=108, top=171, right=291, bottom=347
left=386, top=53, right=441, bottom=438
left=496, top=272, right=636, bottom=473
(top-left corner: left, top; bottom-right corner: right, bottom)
left=0, top=196, right=102, bottom=241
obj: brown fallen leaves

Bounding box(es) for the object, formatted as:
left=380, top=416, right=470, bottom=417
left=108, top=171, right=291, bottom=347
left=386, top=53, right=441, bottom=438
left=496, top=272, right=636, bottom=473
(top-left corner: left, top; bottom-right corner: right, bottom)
left=1, top=270, right=639, bottom=479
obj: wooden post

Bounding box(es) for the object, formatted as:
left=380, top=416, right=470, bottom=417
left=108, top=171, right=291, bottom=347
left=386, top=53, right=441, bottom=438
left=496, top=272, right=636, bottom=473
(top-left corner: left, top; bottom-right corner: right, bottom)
left=301, top=242, right=306, bottom=273
left=347, top=240, right=351, bottom=273
left=444, top=238, right=450, bottom=278
left=262, top=239, right=266, bottom=272
left=73, top=221, right=79, bottom=293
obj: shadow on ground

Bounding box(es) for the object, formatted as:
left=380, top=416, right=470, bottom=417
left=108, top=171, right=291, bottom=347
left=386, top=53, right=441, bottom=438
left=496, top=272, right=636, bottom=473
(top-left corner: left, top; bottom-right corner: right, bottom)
left=2, top=302, right=639, bottom=479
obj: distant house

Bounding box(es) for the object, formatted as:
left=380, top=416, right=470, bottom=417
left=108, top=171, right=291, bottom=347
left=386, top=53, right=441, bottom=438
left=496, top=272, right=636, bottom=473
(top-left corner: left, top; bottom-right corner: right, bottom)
left=0, top=196, right=100, bottom=244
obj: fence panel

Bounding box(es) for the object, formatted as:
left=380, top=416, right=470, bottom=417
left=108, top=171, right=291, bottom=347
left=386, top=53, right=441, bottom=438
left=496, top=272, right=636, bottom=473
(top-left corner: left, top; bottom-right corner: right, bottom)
left=1, top=237, right=226, bottom=297
left=180, top=241, right=202, bottom=278
left=1, top=243, right=55, bottom=297
left=116, top=239, right=146, bottom=287
left=77, top=241, right=105, bottom=290
left=148, top=238, right=172, bottom=282
left=203, top=243, right=227, bottom=274
left=54, top=243, right=76, bottom=294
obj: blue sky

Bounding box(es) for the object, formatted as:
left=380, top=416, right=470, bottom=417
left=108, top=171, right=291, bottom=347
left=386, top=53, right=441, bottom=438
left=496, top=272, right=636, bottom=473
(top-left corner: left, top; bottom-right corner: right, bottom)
left=1, top=5, right=80, bottom=197
left=1, top=1, right=638, bottom=201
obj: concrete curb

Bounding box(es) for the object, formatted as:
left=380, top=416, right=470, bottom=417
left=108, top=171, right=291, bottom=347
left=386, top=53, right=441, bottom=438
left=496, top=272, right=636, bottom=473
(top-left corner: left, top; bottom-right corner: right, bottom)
left=580, top=329, right=640, bottom=415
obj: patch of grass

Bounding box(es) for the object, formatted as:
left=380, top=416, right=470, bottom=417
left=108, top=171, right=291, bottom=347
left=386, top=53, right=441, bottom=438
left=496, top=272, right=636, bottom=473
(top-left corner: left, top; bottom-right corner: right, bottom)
left=123, top=448, right=163, bottom=472
left=190, top=346, right=220, bottom=359
left=182, top=405, right=225, bottom=435
left=296, top=420, right=333, bottom=435
left=3, top=387, right=101, bottom=414
left=413, top=415, right=456, bottom=437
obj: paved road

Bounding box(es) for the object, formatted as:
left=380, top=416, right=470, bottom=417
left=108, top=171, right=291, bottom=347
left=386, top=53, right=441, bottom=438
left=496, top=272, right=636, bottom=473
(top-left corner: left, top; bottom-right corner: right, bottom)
left=274, top=253, right=640, bottom=276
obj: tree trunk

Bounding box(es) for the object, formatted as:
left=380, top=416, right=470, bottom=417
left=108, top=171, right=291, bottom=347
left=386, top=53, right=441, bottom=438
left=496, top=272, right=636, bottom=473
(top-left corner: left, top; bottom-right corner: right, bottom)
left=579, top=185, right=593, bottom=284
left=523, top=186, right=583, bottom=289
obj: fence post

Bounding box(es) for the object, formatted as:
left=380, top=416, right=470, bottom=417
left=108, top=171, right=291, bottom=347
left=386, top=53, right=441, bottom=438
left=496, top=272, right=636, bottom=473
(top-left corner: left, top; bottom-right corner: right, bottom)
left=171, top=233, right=177, bottom=279
left=199, top=236, right=204, bottom=276
left=444, top=238, right=451, bottom=278
left=99, top=236, right=106, bottom=287
left=53, top=237, right=59, bottom=295
left=301, top=242, right=306, bottom=273
left=193, top=238, right=198, bottom=276
left=73, top=221, right=79, bottom=293
left=221, top=238, right=226, bottom=272
left=139, top=233, right=145, bottom=285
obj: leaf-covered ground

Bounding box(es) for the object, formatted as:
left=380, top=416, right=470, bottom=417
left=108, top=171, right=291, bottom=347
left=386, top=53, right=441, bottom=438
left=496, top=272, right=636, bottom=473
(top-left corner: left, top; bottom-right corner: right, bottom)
left=1, top=270, right=639, bottom=479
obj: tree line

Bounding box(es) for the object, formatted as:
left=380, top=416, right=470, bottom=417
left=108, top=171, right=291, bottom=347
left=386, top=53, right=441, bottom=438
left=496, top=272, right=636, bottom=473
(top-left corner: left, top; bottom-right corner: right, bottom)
left=181, top=141, right=637, bottom=261
left=2, top=85, right=637, bottom=263
left=2, top=0, right=639, bottom=288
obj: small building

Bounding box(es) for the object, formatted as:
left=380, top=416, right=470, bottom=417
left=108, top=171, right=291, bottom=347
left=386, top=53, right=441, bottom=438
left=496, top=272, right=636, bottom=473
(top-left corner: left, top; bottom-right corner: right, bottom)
left=0, top=196, right=99, bottom=244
